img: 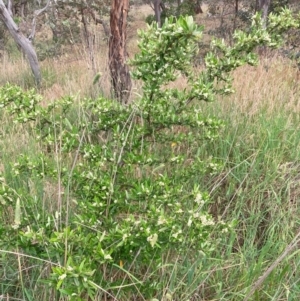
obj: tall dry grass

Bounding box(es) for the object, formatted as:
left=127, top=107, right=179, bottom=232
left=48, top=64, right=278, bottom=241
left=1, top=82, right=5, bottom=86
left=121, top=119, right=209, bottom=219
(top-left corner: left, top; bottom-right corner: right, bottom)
left=225, top=54, right=300, bottom=116
left=0, top=46, right=107, bottom=100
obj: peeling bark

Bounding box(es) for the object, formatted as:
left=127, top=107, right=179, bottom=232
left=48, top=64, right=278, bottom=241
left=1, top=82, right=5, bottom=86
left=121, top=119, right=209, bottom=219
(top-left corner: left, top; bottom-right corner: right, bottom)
left=109, top=0, right=132, bottom=104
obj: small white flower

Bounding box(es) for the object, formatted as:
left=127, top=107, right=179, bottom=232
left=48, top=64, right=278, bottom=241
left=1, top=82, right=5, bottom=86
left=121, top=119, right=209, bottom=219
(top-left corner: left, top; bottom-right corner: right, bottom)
left=147, top=233, right=158, bottom=248
left=157, top=215, right=166, bottom=225
left=200, top=215, right=214, bottom=226
left=193, top=212, right=199, bottom=218
left=58, top=273, right=67, bottom=281
left=172, top=232, right=179, bottom=239
left=194, top=193, right=203, bottom=204
left=104, top=254, right=112, bottom=260
left=165, top=293, right=172, bottom=300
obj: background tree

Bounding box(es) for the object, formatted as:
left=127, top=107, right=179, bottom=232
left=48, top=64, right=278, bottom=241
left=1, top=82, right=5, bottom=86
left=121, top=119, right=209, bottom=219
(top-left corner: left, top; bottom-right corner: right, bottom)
left=52, top=0, right=110, bottom=73
left=153, top=0, right=163, bottom=27
left=54, top=0, right=110, bottom=38
left=256, top=0, right=271, bottom=27
left=0, top=0, right=42, bottom=84
left=149, top=0, right=202, bottom=27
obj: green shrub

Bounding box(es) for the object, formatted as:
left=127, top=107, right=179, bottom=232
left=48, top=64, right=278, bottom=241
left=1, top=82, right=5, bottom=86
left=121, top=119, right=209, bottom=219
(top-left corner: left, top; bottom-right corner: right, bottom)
left=0, top=9, right=299, bottom=300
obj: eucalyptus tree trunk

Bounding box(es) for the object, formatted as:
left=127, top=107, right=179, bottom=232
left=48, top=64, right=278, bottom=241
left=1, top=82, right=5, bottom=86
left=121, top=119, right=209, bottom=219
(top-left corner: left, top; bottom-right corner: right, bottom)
left=154, top=0, right=162, bottom=27
left=0, top=0, right=41, bottom=85
left=256, top=0, right=271, bottom=28
left=109, top=0, right=132, bottom=104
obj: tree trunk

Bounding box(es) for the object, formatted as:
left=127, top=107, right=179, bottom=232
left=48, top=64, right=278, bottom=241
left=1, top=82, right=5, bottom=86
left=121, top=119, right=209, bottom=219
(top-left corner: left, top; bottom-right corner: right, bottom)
left=235, top=0, right=238, bottom=14
left=81, top=8, right=96, bottom=74
left=153, top=0, right=162, bottom=27
left=20, top=0, right=27, bottom=18
left=109, top=0, right=132, bottom=104
left=7, top=0, right=13, bottom=16
left=233, top=0, right=238, bottom=32
left=257, top=0, right=271, bottom=28
left=0, top=0, right=41, bottom=85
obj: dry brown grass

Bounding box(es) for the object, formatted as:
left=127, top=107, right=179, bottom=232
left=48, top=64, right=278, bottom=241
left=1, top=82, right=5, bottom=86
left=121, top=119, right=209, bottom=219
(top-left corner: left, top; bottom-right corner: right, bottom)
left=220, top=54, right=300, bottom=116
